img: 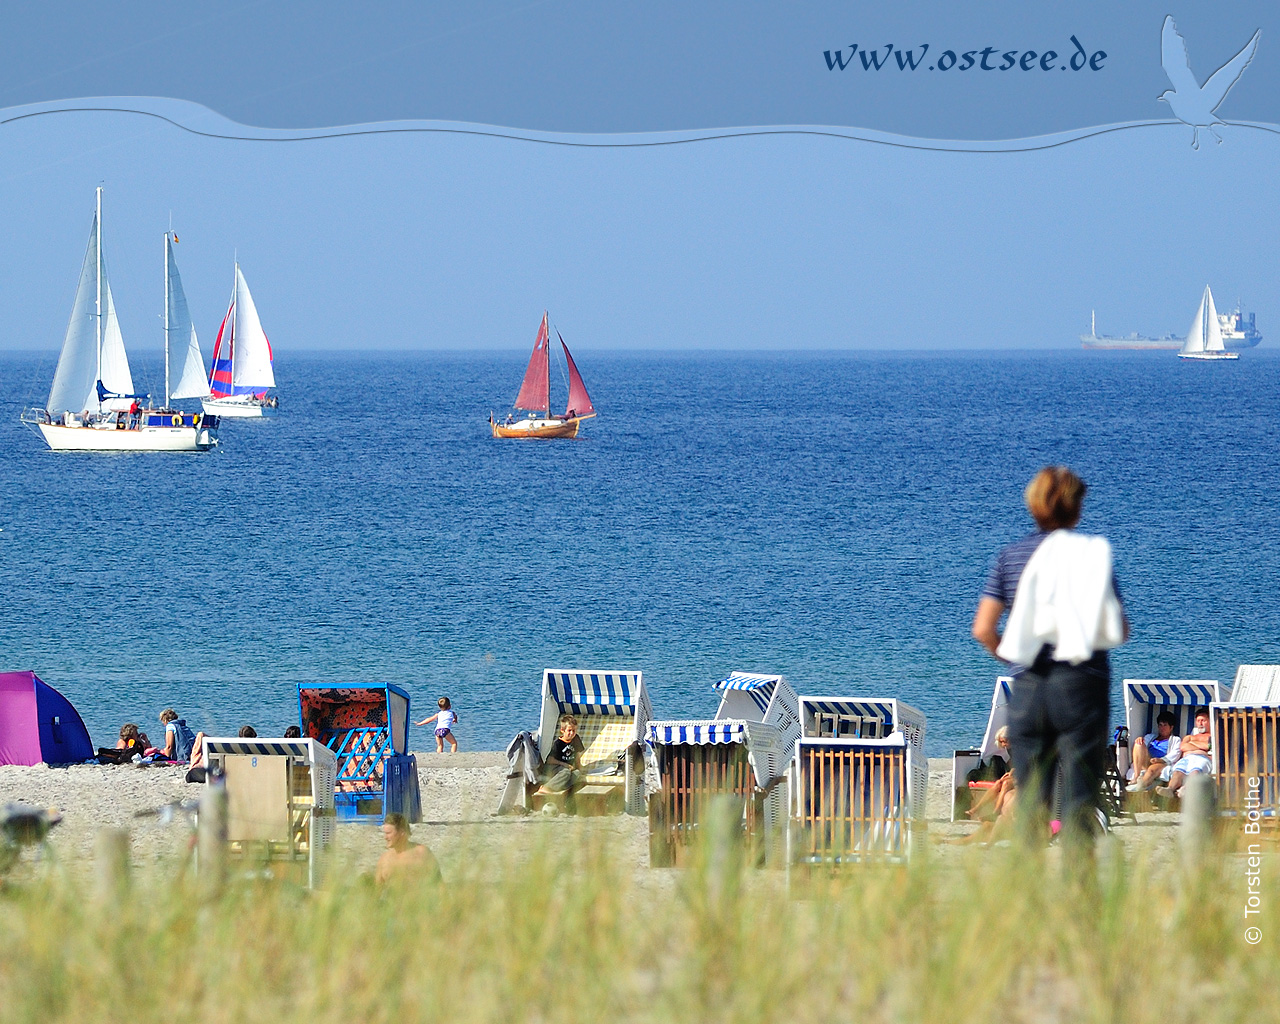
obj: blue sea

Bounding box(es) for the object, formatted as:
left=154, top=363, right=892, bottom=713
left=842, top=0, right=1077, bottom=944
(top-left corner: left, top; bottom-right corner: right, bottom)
left=2, top=349, right=1279, bottom=758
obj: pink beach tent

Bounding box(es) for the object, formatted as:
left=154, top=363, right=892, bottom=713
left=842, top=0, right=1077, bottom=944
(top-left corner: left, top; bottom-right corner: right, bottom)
left=0, top=671, right=94, bottom=766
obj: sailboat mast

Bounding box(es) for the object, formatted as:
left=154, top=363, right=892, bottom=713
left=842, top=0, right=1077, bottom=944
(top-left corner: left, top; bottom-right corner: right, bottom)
left=232, top=261, right=239, bottom=393
left=544, top=310, right=550, bottom=419
left=95, top=186, right=102, bottom=412
left=164, top=232, right=170, bottom=408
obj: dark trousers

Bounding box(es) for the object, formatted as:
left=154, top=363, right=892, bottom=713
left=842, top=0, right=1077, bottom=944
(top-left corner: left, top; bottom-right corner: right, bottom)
left=1007, top=655, right=1110, bottom=850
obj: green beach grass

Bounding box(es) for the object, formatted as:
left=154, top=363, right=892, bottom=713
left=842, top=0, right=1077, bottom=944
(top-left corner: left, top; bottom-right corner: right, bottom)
left=0, top=817, right=1274, bottom=1024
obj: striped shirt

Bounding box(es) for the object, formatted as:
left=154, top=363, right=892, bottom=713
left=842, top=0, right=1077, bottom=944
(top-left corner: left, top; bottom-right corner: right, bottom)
left=984, top=531, right=1124, bottom=607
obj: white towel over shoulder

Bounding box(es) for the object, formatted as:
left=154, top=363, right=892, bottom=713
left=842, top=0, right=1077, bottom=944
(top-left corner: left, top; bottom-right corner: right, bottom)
left=996, top=530, right=1125, bottom=667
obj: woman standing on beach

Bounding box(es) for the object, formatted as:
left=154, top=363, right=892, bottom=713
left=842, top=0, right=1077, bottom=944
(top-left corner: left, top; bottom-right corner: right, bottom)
left=971, top=466, right=1128, bottom=854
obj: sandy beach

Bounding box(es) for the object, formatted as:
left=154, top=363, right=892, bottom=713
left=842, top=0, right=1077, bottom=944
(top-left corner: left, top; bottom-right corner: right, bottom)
left=0, top=753, right=1188, bottom=879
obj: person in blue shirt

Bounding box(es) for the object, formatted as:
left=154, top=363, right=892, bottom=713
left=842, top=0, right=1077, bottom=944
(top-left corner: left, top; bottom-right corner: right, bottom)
left=1126, top=711, right=1181, bottom=792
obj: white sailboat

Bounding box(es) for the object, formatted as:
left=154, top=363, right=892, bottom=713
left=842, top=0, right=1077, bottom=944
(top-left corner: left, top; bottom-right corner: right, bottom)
left=1179, top=286, right=1240, bottom=361
left=202, top=264, right=279, bottom=418
left=21, top=189, right=218, bottom=452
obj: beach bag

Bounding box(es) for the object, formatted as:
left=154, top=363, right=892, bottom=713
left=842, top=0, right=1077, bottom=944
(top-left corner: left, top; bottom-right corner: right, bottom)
left=170, top=719, right=196, bottom=761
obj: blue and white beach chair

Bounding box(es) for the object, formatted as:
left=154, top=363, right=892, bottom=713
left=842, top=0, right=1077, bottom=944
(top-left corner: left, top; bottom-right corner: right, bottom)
left=645, top=672, right=800, bottom=866
left=1121, top=679, right=1224, bottom=782
left=789, top=696, right=927, bottom=864
left=533, top=669, right=651, bottom=815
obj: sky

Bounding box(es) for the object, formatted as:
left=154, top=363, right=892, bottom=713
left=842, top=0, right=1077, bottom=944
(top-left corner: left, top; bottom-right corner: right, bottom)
left=0, top=101, right=1275, bottom=354
left=0, top=2, right=1277, bottom=354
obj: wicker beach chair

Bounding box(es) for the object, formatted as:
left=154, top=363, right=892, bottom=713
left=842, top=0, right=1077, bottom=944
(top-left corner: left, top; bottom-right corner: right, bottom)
left=531, top=670, right=651, bottom=816
left=297, top=684, right=421, bottom=824
left=645, top=672, right=800, bottom=867
left=789, top=697, right=927, bottom=865
left=201, top=737, right=337, bottom=888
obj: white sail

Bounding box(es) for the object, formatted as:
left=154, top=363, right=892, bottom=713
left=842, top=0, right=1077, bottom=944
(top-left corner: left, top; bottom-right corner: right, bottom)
left=166, top=236, right=209, bottom=400
left=1203, top=287, right=1225, bottom=352
left=1181, top=287, right=1210, bottom=355
left=98, top=279, right=135, bottom=411
left=46, top=208, right=135, bottom=414
left=230, top=265, right=275, bottom=390
left=46, top=213, right=101, bottom=415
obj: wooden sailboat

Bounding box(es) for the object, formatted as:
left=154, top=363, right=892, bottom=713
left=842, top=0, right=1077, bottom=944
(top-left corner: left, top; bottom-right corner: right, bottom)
left=20, top=189, right=218, bottom=451
left=490, top=313, right=596, bottom=438
left=1179, top=286, right=1239, bottom=361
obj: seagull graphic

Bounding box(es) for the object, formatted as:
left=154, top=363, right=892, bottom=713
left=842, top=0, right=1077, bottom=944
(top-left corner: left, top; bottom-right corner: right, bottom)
left=1159, top=15, right=1260, bottom=149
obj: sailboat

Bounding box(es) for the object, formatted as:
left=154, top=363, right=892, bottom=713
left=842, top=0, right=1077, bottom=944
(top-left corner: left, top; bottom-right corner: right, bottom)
left=20, top=189, right=218, bottom=452
left=202, top=264, right=279, bottom=418
left=1179, top=286, right=1240, bottom=361
left=490, top=312, right=596, bottom=439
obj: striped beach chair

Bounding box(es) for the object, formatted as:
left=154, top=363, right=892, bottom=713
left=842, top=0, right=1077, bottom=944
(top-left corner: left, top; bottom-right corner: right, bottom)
left=951, top=676, right=1013, bottom=821
left=534, top=669, right=651, bottom=815
left=790, top=697, right=927, bottom=864
left=201, top=737, right=337, bottom=888
left=1122, top=679, right=1224, bottom=782
left=645, top=672, right=800, bottom=867
left=1212, top=666, right=1280, bottom=826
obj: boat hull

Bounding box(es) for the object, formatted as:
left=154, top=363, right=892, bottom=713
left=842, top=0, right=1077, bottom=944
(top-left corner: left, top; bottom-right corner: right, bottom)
left=1081, top=335, right=1181, bottom=350
left=1178, top=351, right=1239, bottom=361
left=491, top=415, right=590, bottom=439
left=36, top=422, right=217, bottom=451
left=203, top=396, right=278, bottom=418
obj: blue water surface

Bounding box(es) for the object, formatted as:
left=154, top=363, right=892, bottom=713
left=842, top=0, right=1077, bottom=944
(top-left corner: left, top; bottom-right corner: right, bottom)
left=1, top=349, right=1277, bottom=757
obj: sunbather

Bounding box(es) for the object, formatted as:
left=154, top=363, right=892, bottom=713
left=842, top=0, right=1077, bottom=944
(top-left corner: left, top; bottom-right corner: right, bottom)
left=1155, top=709, right=1212, bottom=800
left=1126, top=711, right=1181, bottom=792
left=967, top=727, right=1017, bottom=821
left=376, top=812, right=441, bottom=885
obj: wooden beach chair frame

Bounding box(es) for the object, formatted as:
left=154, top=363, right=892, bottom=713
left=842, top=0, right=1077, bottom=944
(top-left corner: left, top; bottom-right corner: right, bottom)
left=645, top=672, right=800, bottom=867
left=790, top=696, right=927, bottom=865
left=1212, top=700, right=1280, bottom=827
left=201, top=737, right=337, bottom=888
left=533, top=669, right=651, bottom=815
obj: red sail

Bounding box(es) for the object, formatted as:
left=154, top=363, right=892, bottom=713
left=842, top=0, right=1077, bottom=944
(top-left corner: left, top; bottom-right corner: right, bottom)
left=513, top=313, right=550, bottom=413
left=560, top=333, right=595, bottom=418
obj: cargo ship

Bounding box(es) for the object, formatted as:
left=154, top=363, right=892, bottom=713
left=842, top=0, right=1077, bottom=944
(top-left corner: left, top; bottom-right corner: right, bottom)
left=1081, top=307, right=1262, bottom=351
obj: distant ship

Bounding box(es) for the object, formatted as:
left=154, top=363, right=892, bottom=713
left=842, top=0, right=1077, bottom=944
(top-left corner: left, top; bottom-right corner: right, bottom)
left=1081, top=306, right=1261, bottom=351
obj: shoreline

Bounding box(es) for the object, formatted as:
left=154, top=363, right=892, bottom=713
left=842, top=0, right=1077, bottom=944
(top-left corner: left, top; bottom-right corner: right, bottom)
left=0, top=754, right=1192, bottom=877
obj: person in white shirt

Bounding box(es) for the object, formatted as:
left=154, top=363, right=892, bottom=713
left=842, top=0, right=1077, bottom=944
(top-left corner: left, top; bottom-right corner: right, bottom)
left=1126, top=711, right=1181, bottom=792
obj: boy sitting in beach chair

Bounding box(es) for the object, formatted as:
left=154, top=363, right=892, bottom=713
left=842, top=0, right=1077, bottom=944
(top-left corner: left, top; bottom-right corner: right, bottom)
left=538, top=715, right=585, bottom=812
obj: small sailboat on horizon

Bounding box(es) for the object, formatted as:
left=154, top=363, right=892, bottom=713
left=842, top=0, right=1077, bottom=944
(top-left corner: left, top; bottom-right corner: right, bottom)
left=490, top=312, right=596, bottom=439
left=1179, top=286, right=1240, bottom=361
left=21, top=189, right=218, bottom=451
left=202, top=263, right=280, bottom=418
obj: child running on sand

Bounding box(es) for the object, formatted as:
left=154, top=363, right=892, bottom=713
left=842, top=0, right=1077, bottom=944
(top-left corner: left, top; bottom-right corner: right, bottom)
left=415, top=698, right=459, bottom=753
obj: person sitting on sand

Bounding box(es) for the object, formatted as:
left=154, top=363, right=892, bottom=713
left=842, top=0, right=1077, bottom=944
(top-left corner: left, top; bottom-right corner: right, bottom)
left=376, top=812, right=441, bottom=885
left=1155, top=709, right=1212, bottom=800
left=158, top=709, right=197, bottom=762
left=185, top=725, right=258, bottom=782
left=115, top=724, right=146, bottom=759
left=1126, top=711, right=1181, bottom=793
